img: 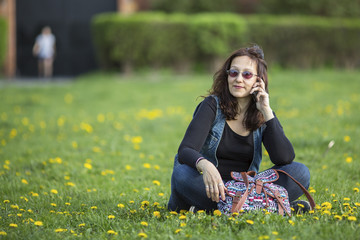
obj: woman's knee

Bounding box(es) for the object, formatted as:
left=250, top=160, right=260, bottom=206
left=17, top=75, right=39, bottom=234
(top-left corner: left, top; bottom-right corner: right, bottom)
left=273, top=161, right=310, bottom=189
left=287, top=162, right=310, bottom=189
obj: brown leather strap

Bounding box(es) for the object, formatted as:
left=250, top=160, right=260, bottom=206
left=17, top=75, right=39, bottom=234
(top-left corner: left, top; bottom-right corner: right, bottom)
left=275, top=169, right=316, bottom=210
left=231, top=172, right=250, bottom=213
left=255, top=180, right=263, bottom=194
left=264, top=186, right=291, bottom=217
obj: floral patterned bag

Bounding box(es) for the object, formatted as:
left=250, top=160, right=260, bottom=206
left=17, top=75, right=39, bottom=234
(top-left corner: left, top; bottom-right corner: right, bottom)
left=217, top=169, right=315, bottom=216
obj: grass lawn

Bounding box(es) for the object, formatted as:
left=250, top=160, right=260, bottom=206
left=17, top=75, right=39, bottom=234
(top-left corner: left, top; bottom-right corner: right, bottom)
left=0, top=69, right=359, bottom=239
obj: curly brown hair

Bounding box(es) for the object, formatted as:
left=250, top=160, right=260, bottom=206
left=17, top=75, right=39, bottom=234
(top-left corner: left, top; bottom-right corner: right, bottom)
left=209, top=45, right=268, bottom=131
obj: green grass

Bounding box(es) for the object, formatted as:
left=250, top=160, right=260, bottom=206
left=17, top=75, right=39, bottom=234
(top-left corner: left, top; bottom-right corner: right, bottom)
left=0, top=69, right=359, bottom=239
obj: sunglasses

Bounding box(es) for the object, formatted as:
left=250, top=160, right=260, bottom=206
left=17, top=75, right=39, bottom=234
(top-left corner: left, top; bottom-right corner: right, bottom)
left=226, top=69, right=258, bottom=79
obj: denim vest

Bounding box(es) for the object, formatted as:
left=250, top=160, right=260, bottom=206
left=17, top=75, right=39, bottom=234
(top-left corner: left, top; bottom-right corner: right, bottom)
left=174, top=95, right=266, bottom=173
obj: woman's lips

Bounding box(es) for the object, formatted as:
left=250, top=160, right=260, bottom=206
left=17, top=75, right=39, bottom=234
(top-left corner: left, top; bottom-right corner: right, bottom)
left=234, top=85, right=244, bottom=89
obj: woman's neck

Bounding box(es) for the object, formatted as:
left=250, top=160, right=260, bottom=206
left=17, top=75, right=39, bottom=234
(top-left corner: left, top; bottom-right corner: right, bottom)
left=236, top=97, right=251, bottom=115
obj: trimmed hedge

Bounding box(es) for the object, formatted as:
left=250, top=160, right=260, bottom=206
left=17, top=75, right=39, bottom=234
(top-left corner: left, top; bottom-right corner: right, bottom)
left=246, top=15, right=360, bottom=68
left=0, top=17, right=7, bottom=72
left=92, top=12, right=247, bottom=72
left=91, top=13, right=360, bottom=72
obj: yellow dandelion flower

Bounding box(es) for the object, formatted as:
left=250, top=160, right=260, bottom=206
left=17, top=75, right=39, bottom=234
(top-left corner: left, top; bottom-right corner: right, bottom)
left=21, top=179, right=28, bottom=184
left=143, top=163, right=151, bottom=169
left=138, top=232, right=148, bottom=238
left=10, top=205, right=19, bottom=209
left=31, top=192, right=39, bottom=197
left=158, top=193, right=164, bottom=197
left=141, top=221, right=148, bottom=227
left=65, top=182, right=75, bottom=187
left=107, top=230, right=118, bottom=235
left=51, top=203, right=57, bottom=207
left=170, top=211, right=178, bottom=215
left=129, top=200, right=134, bottom=204
left=84, top=163, right=92, bottom=170
left=78, top=223, right=85, bottom=227
left=309, top=189, right=316, bottom=193
left=50, top=189, right=58, bottom=194
left=213, top=210, right=222, bottom=216
left=141, top=201, right=149, bottom=206
left=179, top=215, right=186, bottom=220
left=334, top=215, right=342, bottom=220
left=174, top=229, right=181, bottom=234
left=346, top=157, right=353, bottom=163
left=97, top=114, right=105, bottom=123
left=344, top=136, right=351, bottom=142
left=355, top=202, right=360, bottom=207
left=130, top=210, right=137, bottom=214
left=321, top=202, right=332, bottom=209
left=0, top=231, right=7, bottom=236
left=108, top=215, right=115, bottom=219
left=288, top=220, right=295, bottom=226
left=353, top=188, right=359, bottom=193
left=55, top=228, right=67, bottom=233
left=246, top=220, right=254, bottom=225
left=9, top=223, right=18, bottom=228
left=152, top=180, right=161, bottom=186
left=65, top=202, right=71, bottom=206
left=180, top=222, right=186, bottom=227
left=272, top=231, right=279, bottom=235
left=153, top=211, right=161, bottom=218
left=20, top=196, right=28, bottom=202
left=322, top=210, right=331, bottom=215
left=348, top=216, right=357, bottom=221
left=3, top=200, right=10, bottom=203
left=9, top=128, right=17, bottom=138
left=144, top=187, right=150, bottom=191
left=117, top=203, right=125, bottom=208
left=125, top=165, right=132, bottom=170
left=34, top=221, right=43, bottom=226
left=154, top=165, right=160, bottom=170
left=91, top=206, right=97, bottom=210
left=131, top=136, right=143, bottom=144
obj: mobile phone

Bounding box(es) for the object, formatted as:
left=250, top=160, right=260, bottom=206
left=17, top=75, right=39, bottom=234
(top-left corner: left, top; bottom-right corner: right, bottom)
left=252, top=77, right=260, bottom=102
left=252, top=91, right=258, bottom=102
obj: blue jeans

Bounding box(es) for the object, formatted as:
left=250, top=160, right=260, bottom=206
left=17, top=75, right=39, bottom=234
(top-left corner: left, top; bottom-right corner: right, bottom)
left=167, top=162, right=310, bottom=212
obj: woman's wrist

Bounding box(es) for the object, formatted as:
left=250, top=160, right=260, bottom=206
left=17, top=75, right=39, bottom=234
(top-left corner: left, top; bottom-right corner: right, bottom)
left=261, top=108, right=274, bottom=121
left=195, top=157, right=206, bottom=173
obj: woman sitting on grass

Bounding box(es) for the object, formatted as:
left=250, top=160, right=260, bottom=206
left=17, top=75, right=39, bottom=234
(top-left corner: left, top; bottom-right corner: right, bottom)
left=168, top=45, right=310, bottom=213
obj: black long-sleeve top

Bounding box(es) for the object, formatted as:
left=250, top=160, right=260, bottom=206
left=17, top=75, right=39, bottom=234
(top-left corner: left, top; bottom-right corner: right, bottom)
left=177, top=96, right=295, bottom=180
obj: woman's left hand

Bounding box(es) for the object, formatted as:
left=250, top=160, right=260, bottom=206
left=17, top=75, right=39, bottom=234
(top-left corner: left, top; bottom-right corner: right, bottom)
left=250, top=77, right=274, bottom=121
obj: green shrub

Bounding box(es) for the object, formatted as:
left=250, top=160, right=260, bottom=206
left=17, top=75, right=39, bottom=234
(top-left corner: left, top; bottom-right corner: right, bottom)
left=92, top=13, right=360, bottom=72
left=246, top=15, right=360, bottom=68
left=92, top=12, right=247, bottom=72
left=92, top=12, right=196, bottom=72
left=0, top=17, right=7, bottom=72
left=151, top=0, right=239, bottom=13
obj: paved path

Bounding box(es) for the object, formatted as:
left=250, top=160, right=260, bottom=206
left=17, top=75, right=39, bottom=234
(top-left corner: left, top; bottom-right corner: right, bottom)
left=0, top=77, right=73, bottom=88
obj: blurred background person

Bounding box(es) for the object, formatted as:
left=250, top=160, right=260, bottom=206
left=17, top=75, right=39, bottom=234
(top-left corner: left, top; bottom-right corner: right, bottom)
left=32, top=26, right=56, bottom=78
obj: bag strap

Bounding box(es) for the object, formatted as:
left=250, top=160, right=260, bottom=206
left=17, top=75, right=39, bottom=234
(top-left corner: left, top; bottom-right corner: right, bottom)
left=231, top=172, right=250, bottom=213
left=275, top=169, right=316, bottom=210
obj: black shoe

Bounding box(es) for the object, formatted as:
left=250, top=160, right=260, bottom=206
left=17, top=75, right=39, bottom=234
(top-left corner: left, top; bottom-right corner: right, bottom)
left=290, top=200, right=311, bottom=214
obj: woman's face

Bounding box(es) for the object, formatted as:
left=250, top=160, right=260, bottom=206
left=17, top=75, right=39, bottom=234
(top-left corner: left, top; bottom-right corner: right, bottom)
left=227, top=56, right=258, bottom=100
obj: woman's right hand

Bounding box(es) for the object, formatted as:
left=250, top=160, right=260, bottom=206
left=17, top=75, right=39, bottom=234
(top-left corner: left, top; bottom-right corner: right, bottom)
left=197, top=159, right=226, bottom=202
